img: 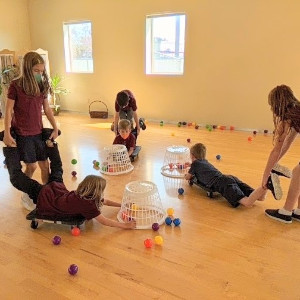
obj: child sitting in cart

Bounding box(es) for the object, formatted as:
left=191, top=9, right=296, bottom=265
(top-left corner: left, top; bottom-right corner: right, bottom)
left=3, top=144, right=136, bottom=229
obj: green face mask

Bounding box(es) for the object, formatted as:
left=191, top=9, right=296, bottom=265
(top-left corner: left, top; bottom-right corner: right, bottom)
left=34, top=74, right=42, bottom=83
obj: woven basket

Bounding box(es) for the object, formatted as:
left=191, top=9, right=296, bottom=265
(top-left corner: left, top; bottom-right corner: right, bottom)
left=89, top=101, right=108, bottom=119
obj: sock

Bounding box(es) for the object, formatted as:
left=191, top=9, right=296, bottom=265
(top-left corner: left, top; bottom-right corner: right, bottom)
left=293, top=208, right=300, bottom=215
left=279, top=208, right=292, bottom=216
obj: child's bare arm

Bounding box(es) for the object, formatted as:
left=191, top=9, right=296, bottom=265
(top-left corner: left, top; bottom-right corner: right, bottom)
left=185, top=173, right=192, bottom=180
left=102, top=199, right=121, bottom=207
left=95, top=214, right=136, bottom=229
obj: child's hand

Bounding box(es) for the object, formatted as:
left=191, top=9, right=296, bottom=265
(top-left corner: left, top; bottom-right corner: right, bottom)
left=49, top=129, right=59, bottom=140
left=184, top=174, right=192, bottom=180
left=125, top=219, right=136, bottom=229
left=3, top=134, right=17, bottom=147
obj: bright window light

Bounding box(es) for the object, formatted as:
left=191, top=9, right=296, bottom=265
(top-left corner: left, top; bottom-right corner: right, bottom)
left=63, top=21, right=94, bottom=73
left=146, top=13, right=186, bottom=75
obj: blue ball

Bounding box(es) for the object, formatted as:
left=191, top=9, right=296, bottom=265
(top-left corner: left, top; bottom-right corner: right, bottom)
left=173, top=218, right=181, bottom=226
left=216, top=154, right=221, bottom=160
left=165, top=216, right=173, bottom=225
left=178, top=188, right=184, bottom=195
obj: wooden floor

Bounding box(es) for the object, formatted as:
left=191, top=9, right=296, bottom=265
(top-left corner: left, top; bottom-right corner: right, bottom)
left=0, top=113, right=299, bottom=300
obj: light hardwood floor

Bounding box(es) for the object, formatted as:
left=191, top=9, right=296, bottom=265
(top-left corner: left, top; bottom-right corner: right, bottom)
left=0, top=113, right=299, bottom=299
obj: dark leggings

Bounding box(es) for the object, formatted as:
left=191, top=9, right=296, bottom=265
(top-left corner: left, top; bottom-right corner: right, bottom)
left=3, top=144, right=63, bottom=204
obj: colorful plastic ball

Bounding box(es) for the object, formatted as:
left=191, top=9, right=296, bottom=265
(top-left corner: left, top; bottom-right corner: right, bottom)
left=248, top=136, right=253, bottom=142
left=154, top=235, right=164, bottom=245
left=95, top=161, right=100, bottom=167
left=230, top=126, right=235, bottom=130
left=152, top=223, right=160, bottom=231
left=71, top=159, right=77, bottom=165
left=195, top=125, right=199, bottom=129
left=171, top=132, right=175, bottom=136
left=165, top=216, right=173, bottom=225
left=264, top=129, right=268, bottom=134
left=52, top=235, right=61, bottom=245
left=187, top=138, right=191, bottom=143
left=144, top=238, right=153, bottom=248
left=216, top=154, right=221, bottom=160
left=167, top=208, right=174, bottom=216
left=131, top=203, right=139, bottom=211
left=71, top=171, right=77, bottom=177
left=213, top=125, right=217, bottom=129
left=71, top=227, right=81, bottom=236
left=160, top=121, right=164, bottom=126
left=68, top=264, right=79, bottom=275
left=253, top=130, right=257, bottom=135
left=178, top=188, right=184, bottom=195
left=177, top=122, right=182, bottom=127
left=173, top=218, right=181, bottom=226
left=182, top=121, right=187, bottom=126
left=169, top=163, right=174, bottom=170
left=208, top=126, right=212, bottom=132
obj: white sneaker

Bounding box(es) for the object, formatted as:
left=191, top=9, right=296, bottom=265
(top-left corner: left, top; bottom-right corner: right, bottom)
left=21, top=193, right=36, bottom=211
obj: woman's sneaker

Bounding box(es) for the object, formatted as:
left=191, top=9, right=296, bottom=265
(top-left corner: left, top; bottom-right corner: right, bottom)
left=266, top=173, right=282, bottom=200
left=271, top=163, right=292, bottom=178
left=21, top=193, right=36, bottom=211
left=265, top=209, right=292, bottom=224
left=292, top=211, right=300, bottom=222
left=139, top=118, right=146, bottom=130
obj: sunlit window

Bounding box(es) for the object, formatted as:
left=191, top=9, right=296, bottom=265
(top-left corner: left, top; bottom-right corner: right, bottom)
left=63, top=21, right=94, bottom=73
left=146, top=13, right=186, bottom=75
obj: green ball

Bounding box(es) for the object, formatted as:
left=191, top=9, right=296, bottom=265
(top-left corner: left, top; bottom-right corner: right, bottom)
left=71, top=159, right=77, bottom=165
left=95, top=161, right=100, bottom=167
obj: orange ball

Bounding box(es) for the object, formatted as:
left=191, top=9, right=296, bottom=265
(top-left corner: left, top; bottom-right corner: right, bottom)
left=144, top=238, right=153, bottom=248
left=71, top=227, right=81, bottom=236
left=248, top=136, right=253, bottom=142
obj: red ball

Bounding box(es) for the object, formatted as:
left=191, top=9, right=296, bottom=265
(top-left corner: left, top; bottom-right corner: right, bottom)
left=71, top=171, right=77, bottom=177
left=144, top=238, right=153, bottom=248
left=187, top=138, right=191, bottom=143
left=248, top=136, right=253, bottom=142
left=71, top=227, right=81, bottom=236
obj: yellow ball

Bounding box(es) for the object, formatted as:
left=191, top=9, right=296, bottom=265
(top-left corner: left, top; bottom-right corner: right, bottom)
left=154, top=235, right=164, bottom=245
left=171, top=132, right=175, bottom=136
left=167, top=208, right=174, bottom=216
left=131, top=203, right=139, bottom=211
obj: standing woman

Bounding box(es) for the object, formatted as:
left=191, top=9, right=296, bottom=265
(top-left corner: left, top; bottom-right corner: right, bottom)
left=263, top=85, right=300, bottom=223
left=3, top=52, right=59, bottom=210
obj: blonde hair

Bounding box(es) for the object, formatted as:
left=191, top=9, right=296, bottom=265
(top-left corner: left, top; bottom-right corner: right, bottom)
left=268, top=85, right=300, bottom=141
left=76, top=175, right=106, bottom=210
left=190, top=143, right=206, bottom=160
left=16, top=51, right=51, bottom=97
left=118, top=119, right=131, bottom=131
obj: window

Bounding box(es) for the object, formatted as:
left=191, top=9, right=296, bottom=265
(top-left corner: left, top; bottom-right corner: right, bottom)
left=63, top=21, right=93, bottom=73
left=146, top=13, right=186, bottom=75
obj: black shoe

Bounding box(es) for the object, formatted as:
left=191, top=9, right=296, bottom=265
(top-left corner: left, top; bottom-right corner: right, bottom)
left=266, top=173, right=282, bottom=200
left=265, top=209, right=292, bottom=224
left=139, top=118, right=146, bottom=130
left=292, top=212, right=300, bottom=222
left=271, top=163, right=292, bottom=178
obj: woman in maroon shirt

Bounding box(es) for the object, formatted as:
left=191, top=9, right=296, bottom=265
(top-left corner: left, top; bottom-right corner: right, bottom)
left=3, top=145, right=136, bottom=229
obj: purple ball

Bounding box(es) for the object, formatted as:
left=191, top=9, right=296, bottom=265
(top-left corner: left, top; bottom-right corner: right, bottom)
left=68, top=264, right=79, bottom=275
left=52, top=235, right=61, bottom=245
left=152, top=223, right=160, bottom=231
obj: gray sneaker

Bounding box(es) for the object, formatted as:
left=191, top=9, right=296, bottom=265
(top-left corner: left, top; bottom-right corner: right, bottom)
left=266, top=173, right=283, bottom=200
left=21, top=193, right=36, bottom=211
left=272, top=163, right=292, bottom=178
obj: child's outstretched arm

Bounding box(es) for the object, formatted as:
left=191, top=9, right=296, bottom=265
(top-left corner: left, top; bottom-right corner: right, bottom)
left=102, top=199, right=121, bottom=207
left=128, top=147, right=134, bottom=157
left=95, top=214, right=136, bottom=229
left=184, top=173, right=193, bottom=180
